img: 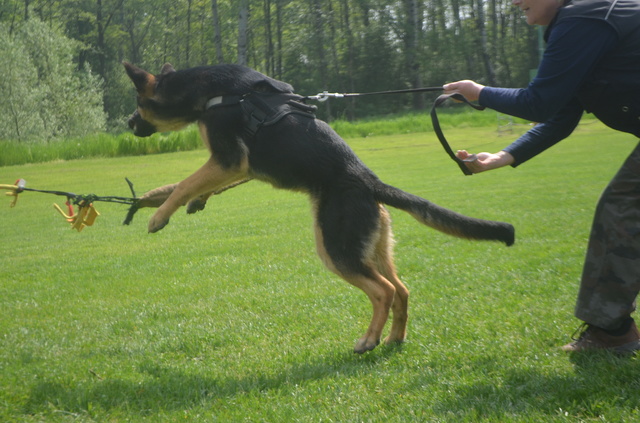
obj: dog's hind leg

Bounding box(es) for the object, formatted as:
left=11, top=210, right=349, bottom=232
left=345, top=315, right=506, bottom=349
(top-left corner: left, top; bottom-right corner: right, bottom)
left=374, top=206, right=409, bottom=346
left=341, top=271, right=397, bottom=353
left=312, top=195, right=399, bottom=353
left=148, top=157, right=248, bottom=233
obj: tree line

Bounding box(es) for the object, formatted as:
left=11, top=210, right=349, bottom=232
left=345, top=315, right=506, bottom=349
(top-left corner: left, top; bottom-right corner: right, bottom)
left=0, top=0, right=539, bottom=142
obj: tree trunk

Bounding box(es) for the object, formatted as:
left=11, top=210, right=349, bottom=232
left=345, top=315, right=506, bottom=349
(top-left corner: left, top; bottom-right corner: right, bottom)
left=475, top=0, right=497, bottom=85
left=186, top=0, right=192, bottom=67
left=403, top=0, right=424, bottom=110
left=451, top=0, right=473, bottom=75
left=264, top=0, right=274, bottom=74
left=96, top=0, right=105, bottom=78
left=238, top=0, right=250, bottom=66
left=211, top=0, right=224, bottom=63
left=275, top=0, right=283, bottom=78
left=311, top=0, right=331, bottom=119
left=341, top=0, right=356, bottom=119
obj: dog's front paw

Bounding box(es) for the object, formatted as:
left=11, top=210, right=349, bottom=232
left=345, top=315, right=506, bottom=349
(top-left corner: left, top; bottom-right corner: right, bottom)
left=148, top=213, right=170, bottom=233
left=383, top=334, right=406, bottom=346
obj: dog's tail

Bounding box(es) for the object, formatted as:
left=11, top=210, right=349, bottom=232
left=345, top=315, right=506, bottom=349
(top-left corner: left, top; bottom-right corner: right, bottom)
left=374, top=182, right=515, bottom=246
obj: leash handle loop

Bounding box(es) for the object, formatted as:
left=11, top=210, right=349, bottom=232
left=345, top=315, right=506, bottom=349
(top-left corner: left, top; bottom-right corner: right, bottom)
left=430, top=93, right=486, bottom=176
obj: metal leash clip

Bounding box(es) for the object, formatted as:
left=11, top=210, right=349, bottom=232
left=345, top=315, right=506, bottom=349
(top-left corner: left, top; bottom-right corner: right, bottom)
left=306, top=91, right=345, bottom=102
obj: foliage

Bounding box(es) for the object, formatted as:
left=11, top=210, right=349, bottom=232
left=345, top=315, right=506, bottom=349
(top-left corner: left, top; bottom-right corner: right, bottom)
left=0, top=107, right=530, bottom=167
left=1, top=0, right=539, bottom=132
left=0, top=126, right=203, bottom=167
left=0, top=19, right=106, bottom=142
left=2, top=121, right=640, bottom=422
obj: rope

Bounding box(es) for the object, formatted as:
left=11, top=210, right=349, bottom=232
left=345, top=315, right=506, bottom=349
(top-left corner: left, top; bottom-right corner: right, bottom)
left=14, top=186, right=137, bottom=206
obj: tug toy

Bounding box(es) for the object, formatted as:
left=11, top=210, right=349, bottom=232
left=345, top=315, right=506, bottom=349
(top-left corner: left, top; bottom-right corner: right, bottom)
left=2, top=177, right=247, bottom=232
left=1, top=178, right=138, bottom=232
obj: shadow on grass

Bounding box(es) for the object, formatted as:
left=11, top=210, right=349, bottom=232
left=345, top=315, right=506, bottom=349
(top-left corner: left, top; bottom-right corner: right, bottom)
left=428, top=351, right=640, bottom=420
left=24, top=344, right=404, bottom=416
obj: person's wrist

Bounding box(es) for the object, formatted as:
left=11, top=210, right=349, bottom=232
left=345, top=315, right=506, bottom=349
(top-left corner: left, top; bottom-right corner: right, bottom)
left=497, top=151, right=515, bottom=166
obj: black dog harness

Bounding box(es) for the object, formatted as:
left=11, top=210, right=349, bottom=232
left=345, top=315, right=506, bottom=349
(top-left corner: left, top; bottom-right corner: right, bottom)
left=205, top=92, right=317, bottom=138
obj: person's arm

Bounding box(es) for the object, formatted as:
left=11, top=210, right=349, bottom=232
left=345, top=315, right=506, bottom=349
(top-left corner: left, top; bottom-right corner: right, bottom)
left=481, top=18, right=617, bottom=121
left=445, top=18, right=618, bottom=122
left=456, top=98, right=584, bottom=172
left=502, top=98, right=584, bottom=166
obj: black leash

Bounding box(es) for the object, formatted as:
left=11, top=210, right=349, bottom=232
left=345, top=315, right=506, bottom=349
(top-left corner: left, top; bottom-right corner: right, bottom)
left=430, top=93, right=486, bottom=176
left=305, top=87, right=445, bottom=101
left=305, top=87, right=486, bottom=176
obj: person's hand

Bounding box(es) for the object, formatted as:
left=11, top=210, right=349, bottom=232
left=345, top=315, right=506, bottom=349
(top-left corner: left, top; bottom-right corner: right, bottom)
left=456, top=150, right=514, bottom=173
left=443, top=80, right=485, bottom=102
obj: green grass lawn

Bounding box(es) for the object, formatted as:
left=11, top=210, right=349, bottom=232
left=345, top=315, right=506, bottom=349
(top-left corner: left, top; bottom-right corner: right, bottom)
left=2, top=119, right=640, bottom=422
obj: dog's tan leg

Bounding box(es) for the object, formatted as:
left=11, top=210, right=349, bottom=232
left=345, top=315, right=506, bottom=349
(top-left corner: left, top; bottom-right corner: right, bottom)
left=312, top=203, right=399, bottom=354
left=374, top=207, right=409, bottom=345
left=136, top=183, right=179, bottom=209
left=382, top=272, right=409, bottom=345
left=148, top=157, right=248, bottom=233
left=344, top=272, right=397, bottom=353
left=313, top=219, right=396, bottom=353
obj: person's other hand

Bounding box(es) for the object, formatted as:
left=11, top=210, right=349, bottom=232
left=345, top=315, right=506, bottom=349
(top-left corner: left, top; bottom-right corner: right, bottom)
left=443, top=80, right=485, bottom=102
left=456, top=150, right=514, bottom=173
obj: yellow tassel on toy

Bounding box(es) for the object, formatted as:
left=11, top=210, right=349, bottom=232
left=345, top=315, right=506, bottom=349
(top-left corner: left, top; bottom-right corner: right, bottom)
left=53, top=201, right=100, bottom=232
left=1, top=183, right=21, bottom=207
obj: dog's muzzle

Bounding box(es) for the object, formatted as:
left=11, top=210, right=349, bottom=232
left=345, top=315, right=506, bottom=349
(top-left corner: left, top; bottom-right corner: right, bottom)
left=128, top=110, right=157, bottom=137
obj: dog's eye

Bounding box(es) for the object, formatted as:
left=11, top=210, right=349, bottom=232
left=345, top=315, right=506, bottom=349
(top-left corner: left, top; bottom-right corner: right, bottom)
left=138, top=98, right=160, bottom=110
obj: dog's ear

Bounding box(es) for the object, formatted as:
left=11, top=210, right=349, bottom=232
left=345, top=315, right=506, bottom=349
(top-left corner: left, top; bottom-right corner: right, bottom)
left=123, top=62, right=155, bottom=96
left=160, top=63, right=176, bottom=75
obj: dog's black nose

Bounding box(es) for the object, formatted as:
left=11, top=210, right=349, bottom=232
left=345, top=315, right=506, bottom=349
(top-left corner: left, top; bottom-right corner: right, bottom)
left=127, top=111, right=157, bottom=137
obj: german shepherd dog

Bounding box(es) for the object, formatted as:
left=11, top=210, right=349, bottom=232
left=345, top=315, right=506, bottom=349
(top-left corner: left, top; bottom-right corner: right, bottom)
left=123, top=62, right=514, bottom=354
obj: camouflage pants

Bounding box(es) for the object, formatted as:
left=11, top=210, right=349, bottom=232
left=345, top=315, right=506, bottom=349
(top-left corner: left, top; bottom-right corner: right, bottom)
left=575, top=141, right=640, bottom=330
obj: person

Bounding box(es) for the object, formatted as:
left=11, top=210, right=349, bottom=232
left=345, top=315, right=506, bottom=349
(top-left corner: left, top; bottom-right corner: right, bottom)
left=443, top=0, right=640, bottom=353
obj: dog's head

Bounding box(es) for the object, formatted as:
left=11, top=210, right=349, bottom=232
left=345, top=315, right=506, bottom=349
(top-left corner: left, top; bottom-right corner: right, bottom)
left=124, top=62, right=194, bottom=137
left=124, top=62, right=296, bottom=137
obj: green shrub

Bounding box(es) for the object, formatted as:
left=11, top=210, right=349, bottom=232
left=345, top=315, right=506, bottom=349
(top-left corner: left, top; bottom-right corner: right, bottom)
left=0, top=19, right=106, bottom=142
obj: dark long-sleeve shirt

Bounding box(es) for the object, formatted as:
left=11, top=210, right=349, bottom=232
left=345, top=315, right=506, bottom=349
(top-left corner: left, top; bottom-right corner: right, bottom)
left=479, top=17, right=619, bottom=166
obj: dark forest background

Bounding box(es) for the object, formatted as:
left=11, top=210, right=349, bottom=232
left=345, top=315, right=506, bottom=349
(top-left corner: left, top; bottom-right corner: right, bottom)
left=0, top=0, right=541, bottom=141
